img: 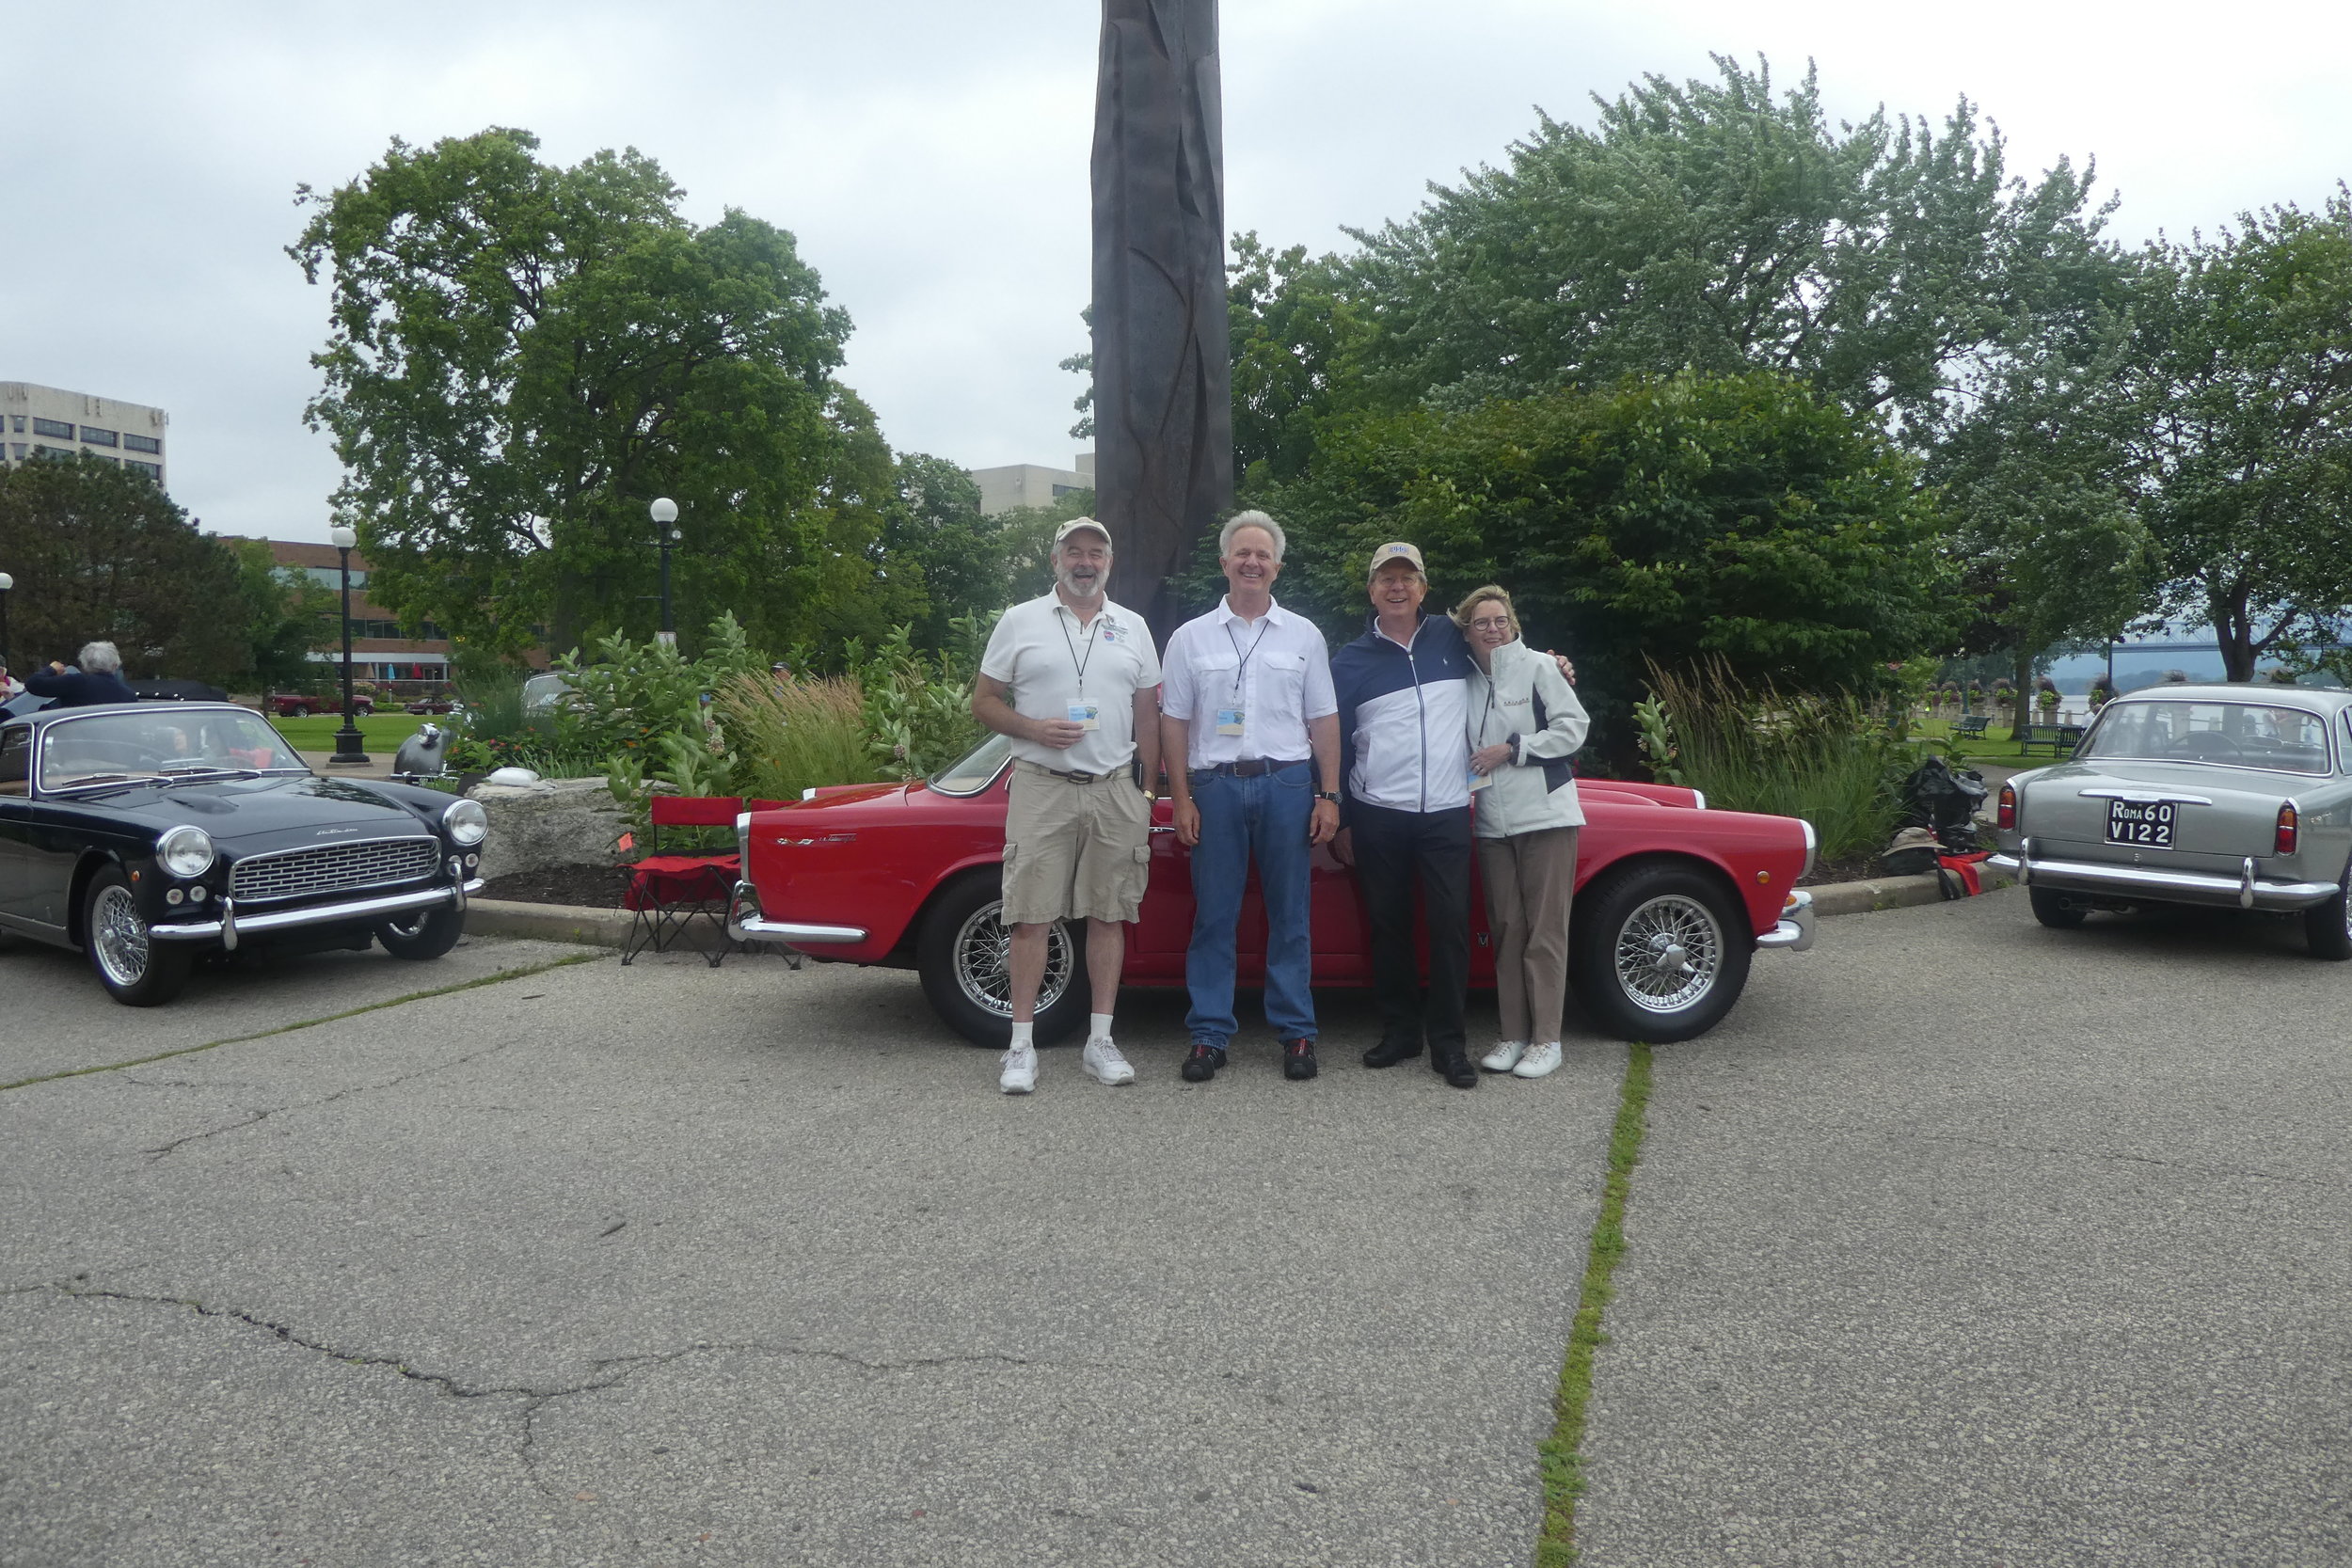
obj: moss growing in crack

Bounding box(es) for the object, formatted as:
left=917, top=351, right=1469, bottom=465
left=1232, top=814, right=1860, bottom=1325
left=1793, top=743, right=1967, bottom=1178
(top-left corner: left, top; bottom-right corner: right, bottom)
left=0, top=952, right=599, bottom=1092
left=1535, top=1040, right=1653, bottom=1565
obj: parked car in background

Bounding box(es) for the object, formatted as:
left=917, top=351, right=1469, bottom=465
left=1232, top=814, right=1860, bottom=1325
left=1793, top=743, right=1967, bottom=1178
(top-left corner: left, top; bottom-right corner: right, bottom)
left=0, top=703, right=487, bottom=1005
left=728, top=733, right=1818, bottom=1046
left=519, top=672, right=577, bottom=719
left=1989, top=683, right=2352, bottom=956
left=269, top=689, right=375, bottom=718
left=405, top=696, right=456, bottom=714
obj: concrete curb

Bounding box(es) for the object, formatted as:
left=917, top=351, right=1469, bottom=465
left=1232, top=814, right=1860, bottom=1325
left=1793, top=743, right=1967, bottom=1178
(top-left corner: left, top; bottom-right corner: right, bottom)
left=465, top=869, right=2023, bottom=952
left=1805, top=866, right=2017, bottom=917
left=466, top=897, right=633, bottom=949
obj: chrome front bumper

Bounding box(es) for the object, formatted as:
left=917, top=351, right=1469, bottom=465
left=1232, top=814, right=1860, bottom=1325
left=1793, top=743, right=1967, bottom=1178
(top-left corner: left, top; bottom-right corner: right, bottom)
left=1754, top=889, right=1816, bottom=952
left=151, top=874, right=485, bottom=947
left=1987, top=846, right=2336, bottom=912
left=724, top=880, right=868, bottom=946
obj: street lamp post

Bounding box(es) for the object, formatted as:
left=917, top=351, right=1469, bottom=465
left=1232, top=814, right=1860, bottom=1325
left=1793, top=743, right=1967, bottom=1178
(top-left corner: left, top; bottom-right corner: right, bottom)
left=650, top=498, right=681, bottom=647
left=326, top=525, right=371, bottom=767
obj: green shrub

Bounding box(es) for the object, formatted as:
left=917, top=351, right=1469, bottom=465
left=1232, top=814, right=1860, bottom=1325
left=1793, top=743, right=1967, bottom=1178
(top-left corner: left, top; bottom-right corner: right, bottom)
left=858, top=616, right=992, bottom=780
left=712, top=672, right=885, bottom=803
left=1645, top=658, right=1907, bottom=862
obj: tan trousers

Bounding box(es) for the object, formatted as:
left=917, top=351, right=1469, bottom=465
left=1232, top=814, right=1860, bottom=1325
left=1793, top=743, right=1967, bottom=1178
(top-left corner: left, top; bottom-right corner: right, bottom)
left=1476, top=828, right=1579, bottom=1045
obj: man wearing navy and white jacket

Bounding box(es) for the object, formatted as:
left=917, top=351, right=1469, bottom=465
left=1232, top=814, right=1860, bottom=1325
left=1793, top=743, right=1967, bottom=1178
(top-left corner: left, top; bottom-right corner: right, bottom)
left=1329, top=542, right=1482, bottom=1088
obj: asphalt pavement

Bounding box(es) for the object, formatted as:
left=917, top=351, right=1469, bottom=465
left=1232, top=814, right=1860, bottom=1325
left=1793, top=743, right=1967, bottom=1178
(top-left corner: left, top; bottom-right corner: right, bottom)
left=1577, top=890, right=2350, bottom=1567
left=2, top=934, right=1622, bottom=1567
left=4, top=891, right=2346, bottom=1566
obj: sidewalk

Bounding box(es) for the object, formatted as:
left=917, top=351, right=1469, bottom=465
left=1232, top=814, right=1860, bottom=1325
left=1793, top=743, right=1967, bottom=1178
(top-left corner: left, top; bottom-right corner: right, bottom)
left=1575, top=889, right=2351, bottom=1564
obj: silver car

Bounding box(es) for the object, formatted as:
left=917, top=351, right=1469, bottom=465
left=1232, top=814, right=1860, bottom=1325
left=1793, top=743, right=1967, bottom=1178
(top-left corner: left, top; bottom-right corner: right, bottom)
left=1988, top=683, right=2352, bottom=957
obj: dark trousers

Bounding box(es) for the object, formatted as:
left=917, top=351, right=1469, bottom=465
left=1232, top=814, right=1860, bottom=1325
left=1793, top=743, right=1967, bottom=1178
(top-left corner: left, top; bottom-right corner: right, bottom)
left=1350, top=802, right=1473, bottom=1057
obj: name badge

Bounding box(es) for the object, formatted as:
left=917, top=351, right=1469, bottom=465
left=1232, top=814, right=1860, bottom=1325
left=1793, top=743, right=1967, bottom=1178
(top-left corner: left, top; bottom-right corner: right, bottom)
left=1468, top=768, right=1492, bottom=792
left=1215, top=706, right=1246, bottom=736
left=1068, top=701, right=1101, bottom=731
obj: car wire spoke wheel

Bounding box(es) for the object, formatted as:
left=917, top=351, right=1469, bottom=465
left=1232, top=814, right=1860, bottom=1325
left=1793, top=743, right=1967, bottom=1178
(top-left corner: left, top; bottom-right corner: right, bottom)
left=953, top=901, right=1073, bottom=1020
left=1613, top=892, right=1723, bottom=1013
left=90, top=882, right=152, bottom=986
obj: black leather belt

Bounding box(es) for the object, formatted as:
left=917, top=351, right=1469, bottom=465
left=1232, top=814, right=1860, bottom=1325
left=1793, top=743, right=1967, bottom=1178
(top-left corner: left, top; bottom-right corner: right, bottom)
left=1205, top=757, right=1309, bottom=778
left=1019, top=760, right=1117, bottom=784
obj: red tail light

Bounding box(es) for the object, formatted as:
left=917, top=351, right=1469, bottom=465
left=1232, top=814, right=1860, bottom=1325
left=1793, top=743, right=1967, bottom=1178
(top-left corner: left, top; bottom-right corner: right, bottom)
left=2275, top=804, right=2298, bottom=856
left=1996, top=783, right=2016, bottom=831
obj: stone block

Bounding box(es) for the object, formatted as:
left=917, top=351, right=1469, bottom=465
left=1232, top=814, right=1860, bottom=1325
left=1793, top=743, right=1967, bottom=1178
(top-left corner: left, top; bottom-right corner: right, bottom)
left=468, top=775, right=628, bottom=881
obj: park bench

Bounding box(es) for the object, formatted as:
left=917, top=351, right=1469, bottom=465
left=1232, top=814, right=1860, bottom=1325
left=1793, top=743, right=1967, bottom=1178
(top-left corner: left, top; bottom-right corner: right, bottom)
left=2015, top=722, right=2084, bottom=757
left=1953, top=715, right=1991, bottom=739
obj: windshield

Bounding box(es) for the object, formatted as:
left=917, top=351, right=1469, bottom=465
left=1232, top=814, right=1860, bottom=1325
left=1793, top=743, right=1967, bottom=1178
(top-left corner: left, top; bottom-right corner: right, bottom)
left=927, top=732, right=1011, bottom=796
left=39, top=708, right=310, bottom=791
left=2080, top=700, right=2333, bottom=776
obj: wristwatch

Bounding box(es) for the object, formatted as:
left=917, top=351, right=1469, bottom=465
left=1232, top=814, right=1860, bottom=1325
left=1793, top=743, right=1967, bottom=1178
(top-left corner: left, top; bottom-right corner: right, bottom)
left=1314, top=791, right=1340, bottom=801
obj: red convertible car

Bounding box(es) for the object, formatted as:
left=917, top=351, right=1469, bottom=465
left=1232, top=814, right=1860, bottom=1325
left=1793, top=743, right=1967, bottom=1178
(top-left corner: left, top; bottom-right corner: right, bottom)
left=727, top=735, right=1817, bottom=1046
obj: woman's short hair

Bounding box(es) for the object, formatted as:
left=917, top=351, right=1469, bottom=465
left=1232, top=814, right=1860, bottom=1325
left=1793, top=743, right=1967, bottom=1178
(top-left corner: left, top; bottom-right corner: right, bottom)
left=1219, top=510, right=1286, bottom=562
left=78, top=641, right=122, bottom=674
left=1452, top=585, right=1519, bottom=640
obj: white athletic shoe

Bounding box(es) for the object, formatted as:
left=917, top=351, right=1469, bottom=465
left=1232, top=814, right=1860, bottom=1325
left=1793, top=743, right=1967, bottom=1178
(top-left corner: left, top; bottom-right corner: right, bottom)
left=1082, top=1037, right=1136, bottom=1085
left=999, top=1043, right=1038, bottom=1094
left=1513, top=1042, right=1563, bottom=1080
left=1481, top=1040, right=1529, bottom=1073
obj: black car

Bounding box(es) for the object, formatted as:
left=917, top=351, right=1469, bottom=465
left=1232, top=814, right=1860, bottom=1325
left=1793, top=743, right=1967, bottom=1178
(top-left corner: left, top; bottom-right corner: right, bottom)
left=0, top=703, right=487, bottom=1005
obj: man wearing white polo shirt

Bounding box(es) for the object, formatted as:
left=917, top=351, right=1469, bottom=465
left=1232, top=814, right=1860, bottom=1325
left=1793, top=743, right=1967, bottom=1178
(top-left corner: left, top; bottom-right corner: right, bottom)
left=971, top=517, right=1163, bottom=1094
left=1159, top=511, right=1341, bottom=1084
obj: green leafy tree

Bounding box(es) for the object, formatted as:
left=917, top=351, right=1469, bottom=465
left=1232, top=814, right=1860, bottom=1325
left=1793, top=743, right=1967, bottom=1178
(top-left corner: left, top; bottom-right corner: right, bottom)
left=291, top=127, right=899, bottom=661
left=2124, top=192, right=2352, bottom=680
left=1227, top=233, right=1371, bottom=489
left=229, top=539, right=339, bottom=692
left=884, top=452, right=1008, bottom=644
left=0, top=455, right=250, bottom=683
left=1272, top=372, right=1958, bottom=751
left=1340, top=55, right=2115, bottom=439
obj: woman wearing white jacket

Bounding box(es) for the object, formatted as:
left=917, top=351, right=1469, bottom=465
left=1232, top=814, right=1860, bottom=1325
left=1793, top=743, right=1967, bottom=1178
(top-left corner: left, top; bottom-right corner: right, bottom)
left=1457, top=586, right=1590, bottom=1080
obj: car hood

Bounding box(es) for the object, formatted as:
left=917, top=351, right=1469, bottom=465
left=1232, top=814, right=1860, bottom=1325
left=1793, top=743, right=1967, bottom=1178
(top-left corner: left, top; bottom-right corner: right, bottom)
left=72, top=774, right=440, bottom=844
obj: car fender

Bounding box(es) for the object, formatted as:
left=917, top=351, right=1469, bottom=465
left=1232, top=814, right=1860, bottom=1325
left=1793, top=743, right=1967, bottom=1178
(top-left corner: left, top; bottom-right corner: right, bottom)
left=66, top=846, right=134, bottom=949
left=1573, top=846, right=1758, bottom=942
left=886, top=851, right=1012, bottom=961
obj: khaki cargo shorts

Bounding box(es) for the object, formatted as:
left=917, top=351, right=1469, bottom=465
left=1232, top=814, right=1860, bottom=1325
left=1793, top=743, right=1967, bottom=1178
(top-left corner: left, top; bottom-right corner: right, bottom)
left=1001, top=763, right=1152, bottom=926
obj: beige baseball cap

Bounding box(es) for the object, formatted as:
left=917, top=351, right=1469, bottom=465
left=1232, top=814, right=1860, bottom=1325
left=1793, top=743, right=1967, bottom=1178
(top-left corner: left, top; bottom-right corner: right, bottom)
left=1053, top=516, right=1112, bottom=546
left=1366, top=541, right=1425, bottom=579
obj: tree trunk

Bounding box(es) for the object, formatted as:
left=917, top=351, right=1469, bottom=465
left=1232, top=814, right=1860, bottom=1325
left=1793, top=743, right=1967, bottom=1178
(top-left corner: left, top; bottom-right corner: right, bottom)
left=2011, top=646, right=2034, bottom=737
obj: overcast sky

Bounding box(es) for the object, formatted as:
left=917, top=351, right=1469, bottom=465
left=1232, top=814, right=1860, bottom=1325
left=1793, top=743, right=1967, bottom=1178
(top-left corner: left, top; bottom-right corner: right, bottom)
left=4, top=0, right=2346, bottom=545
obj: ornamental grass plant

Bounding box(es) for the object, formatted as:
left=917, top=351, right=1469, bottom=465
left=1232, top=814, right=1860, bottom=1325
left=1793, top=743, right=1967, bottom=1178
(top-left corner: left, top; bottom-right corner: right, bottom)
left=711, top=671, right=886, bottom=805
left=1643, top=657, right=1908, bottom=863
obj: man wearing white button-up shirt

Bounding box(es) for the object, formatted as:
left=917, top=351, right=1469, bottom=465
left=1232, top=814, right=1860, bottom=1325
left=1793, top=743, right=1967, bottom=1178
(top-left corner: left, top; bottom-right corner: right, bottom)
left=1158, top=512, right=1342, bottom=1084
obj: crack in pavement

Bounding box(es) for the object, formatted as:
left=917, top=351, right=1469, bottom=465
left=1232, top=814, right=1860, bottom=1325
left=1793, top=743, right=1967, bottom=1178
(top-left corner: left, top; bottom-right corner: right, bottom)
left=139, top=1037, right=522, bottom=1162
left=0, top=952, right=598, bottom=1094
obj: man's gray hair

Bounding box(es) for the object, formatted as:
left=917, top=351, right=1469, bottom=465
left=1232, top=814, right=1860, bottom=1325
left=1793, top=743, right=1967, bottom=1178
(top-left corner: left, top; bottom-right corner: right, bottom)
left=1220, top=509, right=1286, bottom=562
left=78, top=641, right=122, bottom=674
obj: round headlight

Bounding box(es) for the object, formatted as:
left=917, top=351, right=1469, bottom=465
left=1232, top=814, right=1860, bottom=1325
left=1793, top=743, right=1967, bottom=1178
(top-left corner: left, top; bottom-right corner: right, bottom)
left=443, top=798, right=488, bottom=847
left=157, top=825, right=215, bottom=879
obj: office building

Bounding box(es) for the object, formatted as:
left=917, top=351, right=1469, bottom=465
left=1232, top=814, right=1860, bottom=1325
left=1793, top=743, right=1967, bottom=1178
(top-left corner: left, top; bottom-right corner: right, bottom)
left=0, top=382, right=168, bottom=486
left=968, top=452, right=1093, bottom=516
left=229, top=539, right=454, bottom=688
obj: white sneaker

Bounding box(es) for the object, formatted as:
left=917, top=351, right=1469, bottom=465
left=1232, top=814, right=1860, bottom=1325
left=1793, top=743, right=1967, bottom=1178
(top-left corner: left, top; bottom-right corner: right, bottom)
left=1513, top=1042, right=1563, bottom=1080
left=1481, top=1040, right=1528, bottom=1073
left=1082, top=1037, right=1136, bottom=1085
left=999, top=1043, right=1038, bottom=1094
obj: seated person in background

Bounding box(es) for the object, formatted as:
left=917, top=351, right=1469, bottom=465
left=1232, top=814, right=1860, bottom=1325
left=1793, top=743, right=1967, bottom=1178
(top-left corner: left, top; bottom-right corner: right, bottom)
left=24, top=641, right=137, bottom=707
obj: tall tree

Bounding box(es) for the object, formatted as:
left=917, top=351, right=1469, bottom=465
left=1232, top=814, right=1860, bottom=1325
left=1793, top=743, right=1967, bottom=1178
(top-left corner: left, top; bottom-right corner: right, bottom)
left=291, top=127, right=897, bottom=660
left=0, top=456, right=250, bottom=682
left=228, top=539, right=340, bottom=691
left=2125, top=193, right=2352, bottom=680
left=883, top=453, right=1009, bottom=644
left=1340, top=55, right=2114, bottom=442
left=1272, top=372, right=1958, bottom=746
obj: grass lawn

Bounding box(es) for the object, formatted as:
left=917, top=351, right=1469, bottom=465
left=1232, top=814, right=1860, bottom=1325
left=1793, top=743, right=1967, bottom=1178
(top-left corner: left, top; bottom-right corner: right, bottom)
left=1908, top=717, right=2081, bottom=765
left=268, top=712, right=431, bottom=751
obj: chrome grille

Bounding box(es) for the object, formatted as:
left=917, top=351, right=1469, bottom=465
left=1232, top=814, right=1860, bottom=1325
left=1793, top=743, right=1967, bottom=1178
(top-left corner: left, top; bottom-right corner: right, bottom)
left=230, top=837, right=441, bottom=904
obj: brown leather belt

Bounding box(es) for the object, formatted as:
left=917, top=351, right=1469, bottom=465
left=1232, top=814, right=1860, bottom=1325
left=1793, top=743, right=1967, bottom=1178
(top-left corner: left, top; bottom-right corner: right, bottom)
left=1205, top=757, right=1310, bottom=778
left=1018, top=759, right=1119, bottom=784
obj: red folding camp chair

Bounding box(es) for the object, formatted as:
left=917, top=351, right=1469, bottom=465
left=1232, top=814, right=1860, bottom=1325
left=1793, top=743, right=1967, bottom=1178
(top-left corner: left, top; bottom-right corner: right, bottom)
left=621, top=795, right=743, bottom=967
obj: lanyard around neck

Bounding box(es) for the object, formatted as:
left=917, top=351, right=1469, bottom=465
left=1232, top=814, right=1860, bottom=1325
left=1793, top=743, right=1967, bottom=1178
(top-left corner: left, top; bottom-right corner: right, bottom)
left=1223, top=612, right=1271, bottom=695
left=1058, top=607, right=1101, bottom=693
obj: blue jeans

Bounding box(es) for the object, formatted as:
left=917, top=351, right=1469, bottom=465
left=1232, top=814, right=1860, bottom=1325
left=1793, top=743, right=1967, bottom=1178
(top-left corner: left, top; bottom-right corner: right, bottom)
left=1184, top=761, right=1317, bottom=1045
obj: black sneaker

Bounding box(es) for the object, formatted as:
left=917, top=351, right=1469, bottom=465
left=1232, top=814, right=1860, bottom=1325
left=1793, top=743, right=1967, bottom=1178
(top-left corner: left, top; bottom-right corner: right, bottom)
left=1281, top=1037, right=1319, bottom=1081
left=1433, top=1049, right=1479, bottom=1089
left=1361, top=1036, right=1422, bottom=1069
left=1181, top=1042, right=1228, bottom=1083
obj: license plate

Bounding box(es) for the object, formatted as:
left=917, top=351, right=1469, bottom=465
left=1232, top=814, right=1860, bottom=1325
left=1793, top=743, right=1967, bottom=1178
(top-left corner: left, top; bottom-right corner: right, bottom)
left=2106, top=798, right=2177, bottom=848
